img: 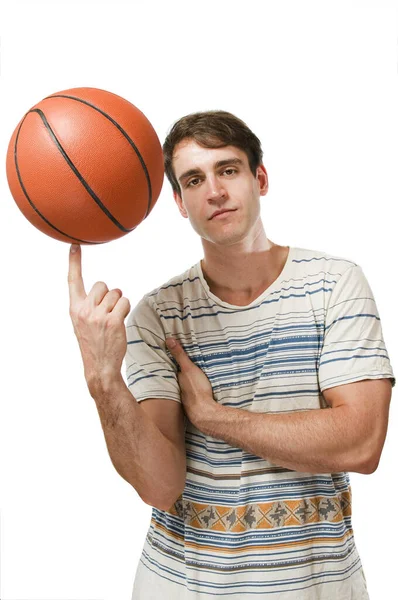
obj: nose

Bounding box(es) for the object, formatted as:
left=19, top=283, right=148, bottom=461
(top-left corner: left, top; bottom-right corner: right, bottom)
left=205, top=175, right=228, bottom=203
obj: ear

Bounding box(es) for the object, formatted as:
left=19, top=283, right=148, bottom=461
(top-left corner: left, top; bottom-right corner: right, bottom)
left=173, top=190, right=189, bottom=218
left=257, top=164, right=268, bottom=196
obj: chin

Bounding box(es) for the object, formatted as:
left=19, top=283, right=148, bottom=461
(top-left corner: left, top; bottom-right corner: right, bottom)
left=205, top=231, right=248, bottom=247
left=197, top=217, right=251, bottom=245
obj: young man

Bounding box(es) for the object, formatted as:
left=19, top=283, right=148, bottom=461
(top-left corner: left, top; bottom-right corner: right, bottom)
left=68, top=111, right=395, bottom=599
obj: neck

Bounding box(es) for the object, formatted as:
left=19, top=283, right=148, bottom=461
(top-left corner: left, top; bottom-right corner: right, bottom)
left=200, top=225, right=289, bottom=300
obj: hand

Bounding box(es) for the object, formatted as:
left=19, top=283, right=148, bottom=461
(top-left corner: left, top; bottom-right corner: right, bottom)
left=165, top=337, right=218, bottom=427
left=68, top=244, right=131, bottom=395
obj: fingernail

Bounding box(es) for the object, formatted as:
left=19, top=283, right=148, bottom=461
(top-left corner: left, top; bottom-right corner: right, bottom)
left=166, top=338, right=176, bottom=348
left=70, top=244, right=79, bottom=253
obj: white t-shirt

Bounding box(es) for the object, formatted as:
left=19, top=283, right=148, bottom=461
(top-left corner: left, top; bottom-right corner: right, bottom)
left=125, top=246, right=395, bottom=599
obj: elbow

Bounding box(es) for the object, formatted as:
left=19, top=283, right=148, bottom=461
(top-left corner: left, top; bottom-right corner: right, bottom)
left=349, top=432, right=384, bottom=475
left=361, top=435, right=386, bottom=474
left=361, top=455, right=380, bottom=475
left=142, top=484, right=185, bottom=512
left=342, top=447, right=376, bottom=475
left=357, top=421, right=389, bottom=475
left=138, top=463, right=187, bottom=511
left=150, top=500, right=177, bottom=512
left=144, top=490, right=184, bottom=512
left=356, top=449, right=381, bottom=475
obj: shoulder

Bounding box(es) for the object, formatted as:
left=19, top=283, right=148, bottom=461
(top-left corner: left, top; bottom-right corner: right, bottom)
left=141, top=261, right=201, bottom=311
left=126, top=263, right=199, bottom=331
left=291, top=246, right=359, bottom=283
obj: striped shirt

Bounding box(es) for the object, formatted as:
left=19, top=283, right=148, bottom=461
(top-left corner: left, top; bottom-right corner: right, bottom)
left=126, top=246, right=395, bottom=599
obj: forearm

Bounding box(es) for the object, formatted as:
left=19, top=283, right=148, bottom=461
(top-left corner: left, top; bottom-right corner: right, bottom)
left=198, top=404, right=371, bottom=474
left=89, top=374, right=186, bottom=510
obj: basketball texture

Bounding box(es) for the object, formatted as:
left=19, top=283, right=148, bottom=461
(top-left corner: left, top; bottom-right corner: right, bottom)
left=5, top=87, right=164, bottom=244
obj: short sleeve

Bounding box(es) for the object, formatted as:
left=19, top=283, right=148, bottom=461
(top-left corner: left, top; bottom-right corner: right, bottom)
left=318, top=264, right=395, bottom=393
left=124, top=294, right=181, bottom=403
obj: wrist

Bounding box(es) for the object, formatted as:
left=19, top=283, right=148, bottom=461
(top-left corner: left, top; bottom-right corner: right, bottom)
left=195, top=400, right=224, bottom=435
left=87, top=370, right=125, bottom=400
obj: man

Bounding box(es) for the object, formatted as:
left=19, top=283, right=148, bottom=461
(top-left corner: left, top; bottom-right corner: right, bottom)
left=68, top=110, right=395, bottom=599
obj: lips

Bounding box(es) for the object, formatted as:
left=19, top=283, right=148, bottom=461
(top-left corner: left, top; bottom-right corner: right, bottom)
left=210, top=209, right=236, bottom=219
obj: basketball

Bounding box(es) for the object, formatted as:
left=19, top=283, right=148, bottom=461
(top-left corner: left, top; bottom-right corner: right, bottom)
left=5, top=87, right=164, bottom=245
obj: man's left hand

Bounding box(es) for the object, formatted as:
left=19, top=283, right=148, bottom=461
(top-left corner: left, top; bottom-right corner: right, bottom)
left=165, top=337, right=218, bottom=428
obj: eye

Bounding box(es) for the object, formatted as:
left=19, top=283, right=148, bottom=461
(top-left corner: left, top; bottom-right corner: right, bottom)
left=187, top=177, right=201, bottom=187
left=222, top=168, right=237, bottom=176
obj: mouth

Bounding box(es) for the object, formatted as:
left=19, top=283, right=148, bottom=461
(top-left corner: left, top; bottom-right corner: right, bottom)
left=210, top=209, right=237, bottom=220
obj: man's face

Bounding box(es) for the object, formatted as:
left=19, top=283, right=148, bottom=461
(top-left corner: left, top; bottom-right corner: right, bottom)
left=172, top=139, right=268, bottom=247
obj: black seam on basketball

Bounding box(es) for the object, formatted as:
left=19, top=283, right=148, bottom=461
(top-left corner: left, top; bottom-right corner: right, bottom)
left=13, top=112, right=100, bottom=245
left=44, top=94, right=153, bottom=219
left=29, top=109, right=134, bottom=233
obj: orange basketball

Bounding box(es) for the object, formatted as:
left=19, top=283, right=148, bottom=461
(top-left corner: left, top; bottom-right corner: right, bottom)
left=5, top=87, right=164, bottom=245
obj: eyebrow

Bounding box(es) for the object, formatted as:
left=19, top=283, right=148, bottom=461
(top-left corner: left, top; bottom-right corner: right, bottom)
left=178, top=157, right=244, bottom=183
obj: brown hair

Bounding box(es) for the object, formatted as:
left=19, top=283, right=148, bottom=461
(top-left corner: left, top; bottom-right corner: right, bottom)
left=163, top=110, right=264, bottom=195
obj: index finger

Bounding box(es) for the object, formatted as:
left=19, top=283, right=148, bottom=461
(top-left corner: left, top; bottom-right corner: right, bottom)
left=68, top=244, right=87, bottom=304
left=165, top=338, right=192, bottom=370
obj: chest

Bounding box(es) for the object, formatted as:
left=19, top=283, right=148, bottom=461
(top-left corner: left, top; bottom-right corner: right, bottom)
left=173, top=295, right=325, bottom=413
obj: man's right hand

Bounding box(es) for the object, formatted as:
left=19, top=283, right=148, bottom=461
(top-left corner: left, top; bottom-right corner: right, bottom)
left=68, top=244, right=131, bottom=395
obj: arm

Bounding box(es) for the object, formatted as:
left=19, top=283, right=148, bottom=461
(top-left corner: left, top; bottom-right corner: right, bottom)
left=67, top=245, right=185, bottom=511
left=90, top=374, right=186, bottom=511
left=196, top=377, right=392, bottom=474
left=166, top=338, right=392, bottom=475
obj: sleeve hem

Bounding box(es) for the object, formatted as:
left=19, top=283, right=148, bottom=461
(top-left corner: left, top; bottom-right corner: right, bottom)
left=320, top=370, right=396, bottom=393
left=135, top=395, right=182, bottom=404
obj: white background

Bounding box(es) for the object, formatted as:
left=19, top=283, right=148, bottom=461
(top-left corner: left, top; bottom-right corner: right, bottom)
left=0, top=1, right=396, bottom=598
